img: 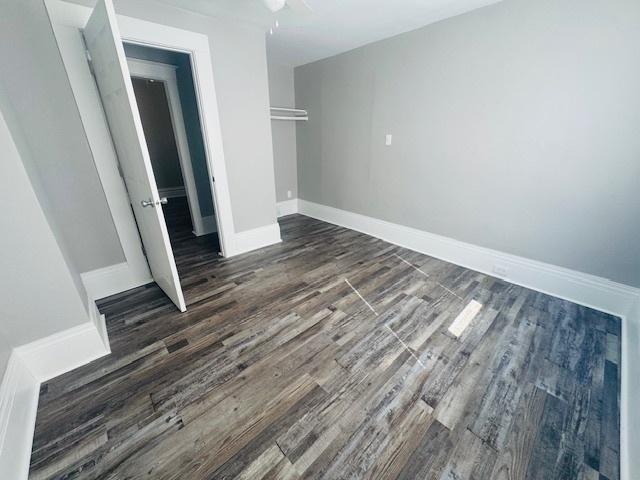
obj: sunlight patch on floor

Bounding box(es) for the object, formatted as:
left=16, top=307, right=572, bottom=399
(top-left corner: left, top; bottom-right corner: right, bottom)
left=448, top=300, right=483, bottom=338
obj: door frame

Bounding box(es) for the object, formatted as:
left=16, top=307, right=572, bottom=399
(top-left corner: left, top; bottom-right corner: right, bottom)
left=127, top=58, right=217, bottom=237
left=45, top=0, right=235, bottom=272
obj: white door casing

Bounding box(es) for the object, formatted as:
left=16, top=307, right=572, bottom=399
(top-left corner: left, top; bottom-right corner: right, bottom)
left=83, top=0, right=186, bottom=311
left=127, top=58, right=215, bottom=237
left=46, top=0, right=236, bottom=264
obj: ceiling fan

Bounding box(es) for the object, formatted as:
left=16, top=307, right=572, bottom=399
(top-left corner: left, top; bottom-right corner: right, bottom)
left=261, top=0, right=313, bottom=15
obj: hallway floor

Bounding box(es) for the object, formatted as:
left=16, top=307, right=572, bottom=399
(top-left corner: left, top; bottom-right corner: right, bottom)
left=29, top=215, right=621, bottom=480
left=161, top=195, right=221, bottom=264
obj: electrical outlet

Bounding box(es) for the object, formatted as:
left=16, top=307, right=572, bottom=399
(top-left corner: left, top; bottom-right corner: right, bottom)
left=493, top=265, right=509, bottom=277
left=287, top=190, right=292, bottom=199
left=385, top=134, right=393, bottom=146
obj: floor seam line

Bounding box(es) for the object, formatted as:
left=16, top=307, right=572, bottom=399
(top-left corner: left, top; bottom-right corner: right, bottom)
left=385, top=324, right=427, bottom=369
left=465, top=427, right=500, bottom=454
left=344, top=278, right=379, bottom=316
left=275, top=440, right=289, bottom=460
left=392, top=253, right=463, bottom=300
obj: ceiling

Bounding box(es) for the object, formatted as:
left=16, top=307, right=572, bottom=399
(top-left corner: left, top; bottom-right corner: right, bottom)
left=157, top=0, right=504, bottom=66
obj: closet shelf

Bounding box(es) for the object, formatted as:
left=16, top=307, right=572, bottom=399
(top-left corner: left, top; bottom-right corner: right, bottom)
left=270, top=106, right=308, bottom=121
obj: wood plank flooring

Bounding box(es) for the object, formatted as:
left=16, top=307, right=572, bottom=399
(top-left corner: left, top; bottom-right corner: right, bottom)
left=29, top=214, right=621, bottom=480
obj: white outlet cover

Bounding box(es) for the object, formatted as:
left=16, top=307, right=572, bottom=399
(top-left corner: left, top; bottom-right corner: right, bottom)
left=385, top=134, right=392, bottom=146
left=493, top=265, right=509, bottom=277
left=287, top=190, right=292, bottom=199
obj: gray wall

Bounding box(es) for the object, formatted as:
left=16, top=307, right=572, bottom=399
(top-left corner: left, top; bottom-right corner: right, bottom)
left=0, top=0, right=124, bottom=276
left=0, top=106, right=91, bottom=346
left=124, top=43, right=215, bottom=218
left=132, top=78, right=185, bottom=190
left=72, top=0, right=278, bottom=233
left=295, top=0, right=640, bottom=287
left=268, top=62, right=298, bottom=202
left=0, top=331, right=10, bottom=386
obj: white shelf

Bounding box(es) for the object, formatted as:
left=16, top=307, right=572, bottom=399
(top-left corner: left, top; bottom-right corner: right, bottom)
left=270, top=106, right=308, bottom=121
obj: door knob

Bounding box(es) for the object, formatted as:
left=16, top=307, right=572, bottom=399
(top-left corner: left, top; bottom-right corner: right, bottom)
left=141, top=197, right=168, bottom=208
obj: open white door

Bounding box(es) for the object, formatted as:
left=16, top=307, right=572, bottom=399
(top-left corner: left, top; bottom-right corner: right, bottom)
left=83, top=0, right=186, bottom=312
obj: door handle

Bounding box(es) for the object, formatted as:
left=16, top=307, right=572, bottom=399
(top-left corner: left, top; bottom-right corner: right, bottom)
left=141, top=198, right=169, bottom=208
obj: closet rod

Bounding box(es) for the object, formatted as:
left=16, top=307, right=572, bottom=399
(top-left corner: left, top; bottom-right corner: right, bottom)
left=270, top=115, right=308, bottom=121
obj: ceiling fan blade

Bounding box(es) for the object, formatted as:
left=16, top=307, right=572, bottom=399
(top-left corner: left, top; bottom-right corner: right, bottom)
left=286, top=0, right=313, bottom=15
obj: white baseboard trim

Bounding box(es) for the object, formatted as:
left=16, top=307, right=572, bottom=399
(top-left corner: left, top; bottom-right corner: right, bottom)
left=622, top=297, right=640, bottom=480
left=0, top=352, right=39, bottom=480
left=158, top=186, right=186, bottom=198
left=193, top=214, right=218, bottom=236
left=15, top=318, right=111, bottom=383
left=227, top=223, right=282, bottom=257
left=298, top=199, right=639, bottom=318
left=88, top=296, right=110, bottom=349
left=0, top=313, right=110, bottom=479
left=276, top=198, right=299, bottom=218
left=81, top=262, right=151, bottom=302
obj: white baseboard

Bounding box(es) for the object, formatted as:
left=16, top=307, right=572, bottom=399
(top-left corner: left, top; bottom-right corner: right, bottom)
left=298, top=199, right=639, bottom=317
left=0, top=314, right=110, bottom=479
left=276, top=198, right=299, bottom=218
left=0, top=352, right=40, bottom=480
left=193, top=214, right=218, bottom=236
left=15, top=317, right=111, bottom=383
left=227, top=223, right=282, bottom=257
left=158, top=186, right=186, bottom=198
left=622, top=297, right=640, bottom=480
left=81, top=262, right=151, bottom=302
left=88, top=296, right=110, bottom=349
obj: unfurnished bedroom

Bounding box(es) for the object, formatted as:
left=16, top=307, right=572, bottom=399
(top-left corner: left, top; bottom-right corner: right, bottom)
left=0, top=0, right=638, bottom=479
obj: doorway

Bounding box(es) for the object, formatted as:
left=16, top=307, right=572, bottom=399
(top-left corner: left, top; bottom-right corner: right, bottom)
left=126, top=49, right=221, bottom=255
left=46, top=0, right=237, bottom=311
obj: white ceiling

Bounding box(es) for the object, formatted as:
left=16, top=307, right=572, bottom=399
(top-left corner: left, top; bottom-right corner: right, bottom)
left=158, top=0, right=504, bottom=66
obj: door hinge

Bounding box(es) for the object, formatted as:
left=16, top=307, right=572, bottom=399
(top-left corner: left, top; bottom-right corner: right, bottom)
left=85, top=49, right=96, bottom=76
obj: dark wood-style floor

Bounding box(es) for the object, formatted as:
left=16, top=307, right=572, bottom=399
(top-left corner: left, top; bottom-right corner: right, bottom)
left=162, top=195, right=221, bottom=254
left=29, top=213, right=621, bottom=480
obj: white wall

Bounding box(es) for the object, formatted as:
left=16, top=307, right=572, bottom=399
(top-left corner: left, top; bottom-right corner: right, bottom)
left=0, top=107, right=91, bottom=346
left=295, top=0, right=640, bottom=287
left=0, top=104, right=108, bottom=480
left=268, top=61, right=298, bottom=202
left=0, top=0, right=125, bottom=277
left=0, top=333, right=10, bottom=384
